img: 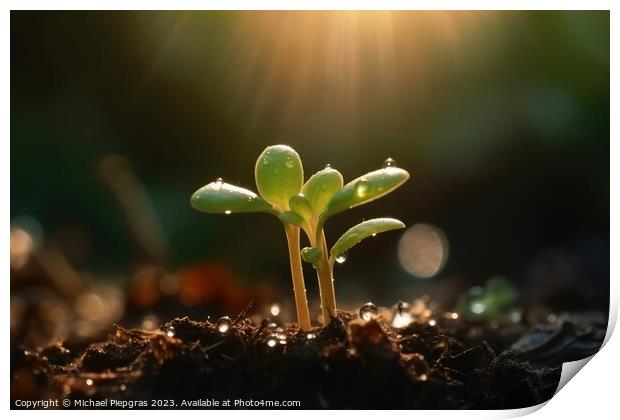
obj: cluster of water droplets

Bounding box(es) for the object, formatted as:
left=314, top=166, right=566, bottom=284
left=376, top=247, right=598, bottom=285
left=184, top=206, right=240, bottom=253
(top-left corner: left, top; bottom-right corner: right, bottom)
left=261, top=318, right=287, bottom=348
left=266, top=328, right=287, bottom=348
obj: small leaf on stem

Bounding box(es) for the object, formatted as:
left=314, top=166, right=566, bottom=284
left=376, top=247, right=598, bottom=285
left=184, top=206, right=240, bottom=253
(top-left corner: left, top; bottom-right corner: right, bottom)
left=278, top=211, right=306, bottom=227
left=301, top=246, right=321, bottom=264
left=191, top=181, right=274, bottom=214
left=289, top=194, right=315, bottom=221
left=330, top=218, right=405, bottom=265
left=302, top=167, right=343, bottom=216
left=324, top=167, right=409, bottom=219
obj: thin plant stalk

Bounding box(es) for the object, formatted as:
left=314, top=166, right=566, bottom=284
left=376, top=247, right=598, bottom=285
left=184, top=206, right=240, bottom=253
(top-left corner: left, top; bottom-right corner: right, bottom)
left=313, top=229, right=337, bottom=325
left=284, top=224, right=311, bottom=331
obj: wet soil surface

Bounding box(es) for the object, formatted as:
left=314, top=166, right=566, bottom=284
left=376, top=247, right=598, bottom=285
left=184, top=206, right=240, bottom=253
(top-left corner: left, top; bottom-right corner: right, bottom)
left=11, top=310, right=605, bottom=409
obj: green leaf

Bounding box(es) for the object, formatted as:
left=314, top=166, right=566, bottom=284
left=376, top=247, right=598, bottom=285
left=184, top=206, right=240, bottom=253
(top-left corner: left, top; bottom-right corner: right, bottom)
left=289, top=194, right=315, bottom=221
left=191, top=180, right=274, bottom=214
left=324, top=167, right=410, bottom=219
left=302, top=167, right=343, bottom=217
left=301, top=246, right=321, bottom=264
left=330, top=218, right=405, bottom=264
left=255, top=145, right=303, bottom=211
left=278, top=211, right=306, bottom=227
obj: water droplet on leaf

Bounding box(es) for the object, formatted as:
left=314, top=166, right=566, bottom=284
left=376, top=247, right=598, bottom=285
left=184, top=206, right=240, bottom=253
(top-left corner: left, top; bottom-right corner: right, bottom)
left=355, top=179, right=369, bottom=197
left=383, top=158, right=396, bottom=168
left=335, top=251, right=348, bottom=264
left=285, top=159, right=294, bottom=168
left=359, top=302, right=378, bottom=321
left=224, top=210, right=232, bottom=215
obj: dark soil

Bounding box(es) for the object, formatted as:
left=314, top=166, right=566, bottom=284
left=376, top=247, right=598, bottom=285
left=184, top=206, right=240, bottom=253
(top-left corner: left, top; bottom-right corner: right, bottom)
left=10, top=308, right=605, bottom=409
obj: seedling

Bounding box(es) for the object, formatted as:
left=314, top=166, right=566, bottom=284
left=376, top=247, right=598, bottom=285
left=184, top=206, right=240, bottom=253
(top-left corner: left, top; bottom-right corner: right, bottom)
left=190, top=145, right=409, bottom=329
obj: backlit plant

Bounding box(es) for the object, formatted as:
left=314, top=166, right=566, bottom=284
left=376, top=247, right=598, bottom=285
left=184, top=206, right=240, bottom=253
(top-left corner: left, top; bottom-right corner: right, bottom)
left=190, top=145, right=409, bottom=330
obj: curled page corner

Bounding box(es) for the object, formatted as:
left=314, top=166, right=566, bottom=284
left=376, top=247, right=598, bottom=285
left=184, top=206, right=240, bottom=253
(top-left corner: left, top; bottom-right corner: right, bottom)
left=555, top=354, right=595, bottom=395
left=503, top=353, right=600, bottom=418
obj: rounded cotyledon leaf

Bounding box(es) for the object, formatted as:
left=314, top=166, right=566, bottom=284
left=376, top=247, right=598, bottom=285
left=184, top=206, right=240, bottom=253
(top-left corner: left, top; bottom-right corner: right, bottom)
left=255, top=145, right=303, bottom=211
left=323, top=167, right=410, bottom=220
left=191, top=179, right=275, bottom=215
left=302, top=167, right=343, bottom=217
left=329, top=218, right=405, bottom=265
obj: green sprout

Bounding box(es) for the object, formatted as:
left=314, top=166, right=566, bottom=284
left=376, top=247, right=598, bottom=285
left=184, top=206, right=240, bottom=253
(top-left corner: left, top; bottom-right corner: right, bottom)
left=190, top=145, right=410, bottom=330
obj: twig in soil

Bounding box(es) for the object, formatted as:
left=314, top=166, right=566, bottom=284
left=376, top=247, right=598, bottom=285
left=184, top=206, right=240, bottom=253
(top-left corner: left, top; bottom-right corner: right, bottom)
left=232, top=300, right=254, bottom=326
left=204, top=341, right=225, bottom=352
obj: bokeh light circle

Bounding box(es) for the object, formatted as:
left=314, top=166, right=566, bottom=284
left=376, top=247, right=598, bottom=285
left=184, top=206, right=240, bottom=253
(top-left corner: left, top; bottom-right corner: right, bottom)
left=398, top=223, right=449, bottom=278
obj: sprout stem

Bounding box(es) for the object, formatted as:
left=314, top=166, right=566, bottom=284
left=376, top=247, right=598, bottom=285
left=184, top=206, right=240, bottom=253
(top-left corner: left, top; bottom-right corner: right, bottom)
left=284, top=224, right=312, bottom=331
left=315, top=229, right=337, bottom=324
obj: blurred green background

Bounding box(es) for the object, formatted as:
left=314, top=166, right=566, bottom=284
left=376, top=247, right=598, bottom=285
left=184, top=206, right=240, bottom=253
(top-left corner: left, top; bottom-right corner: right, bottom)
left=11, top=11, right=609, bottom=313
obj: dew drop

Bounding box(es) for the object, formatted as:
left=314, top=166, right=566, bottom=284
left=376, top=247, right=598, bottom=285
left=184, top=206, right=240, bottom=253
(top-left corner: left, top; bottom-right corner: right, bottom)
left=335, top=251, right=348, bottom=264
left=266, top=335, right=278, bottom=347
left=355, top=179, right=369, bottom=197
left=285, top=159, right=294, bottom=169
left=165, top=325, right=176, bottom=337
left=217, top=316, right=232, bottom=334
left=306, top=333, right=316, bottom=340
left=325, top=163, right=331, bottom=168
left=216, top=177, right=223, bottom=183
left=224, top=210, right=232, bottom=215
left=392, top=312, right=413, bottom=328
left=383, top=158, right=396, bottom=168
left=359, top=302, right=378, bottom=321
